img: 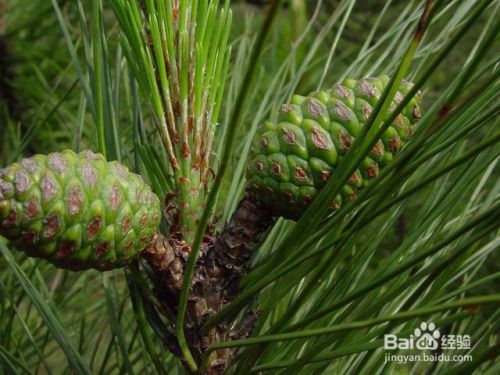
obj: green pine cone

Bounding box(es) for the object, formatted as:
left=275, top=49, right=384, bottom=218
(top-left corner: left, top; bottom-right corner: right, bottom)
left=247, top=76, right=423, bottom=219
left=0, top=150, right=161, bottom=271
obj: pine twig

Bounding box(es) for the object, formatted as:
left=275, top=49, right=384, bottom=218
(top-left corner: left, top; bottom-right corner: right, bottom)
left=142, top=193, right=274, bottom=373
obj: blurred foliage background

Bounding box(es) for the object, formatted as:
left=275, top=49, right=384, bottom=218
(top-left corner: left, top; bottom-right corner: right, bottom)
left=0, top=0, right=498, bottom=374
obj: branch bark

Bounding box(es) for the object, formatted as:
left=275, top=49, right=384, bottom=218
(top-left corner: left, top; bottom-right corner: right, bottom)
left=142, top=192, right=275, bottom=374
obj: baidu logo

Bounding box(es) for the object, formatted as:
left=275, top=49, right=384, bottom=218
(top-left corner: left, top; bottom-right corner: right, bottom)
left=383, top=321, right=472, bottom=364
left=384, top=321, right=470, bottom=351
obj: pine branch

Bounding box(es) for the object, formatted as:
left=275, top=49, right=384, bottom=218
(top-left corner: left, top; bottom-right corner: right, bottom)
left=142, top=193, right=274, bottom=373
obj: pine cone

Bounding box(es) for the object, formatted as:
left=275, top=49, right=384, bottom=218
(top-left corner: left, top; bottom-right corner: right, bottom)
left=0, top=150, right=161, bottom=271
left=247, top=76, right=422, bottom=219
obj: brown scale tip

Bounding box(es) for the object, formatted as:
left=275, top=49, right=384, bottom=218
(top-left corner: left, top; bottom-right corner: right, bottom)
left=15, top=171, right=30, bottom=194
left=413, top=105, right=422, bottom=120
left=24, top=197, right=40, bottom=221
left=48, top=153, right=67, bottom=173
left=152, top=213, right=160, bottom=224
left=334, top=102, right=351, bottom=121
left=43, top=215, right=61, bottom=239
left=68, top=186, right=84, bottom=215
left=349, top=173, right=361, bottom=186
left=95, top=242, right=110, bottom=258
left=19, top=231, right=39, bottom=246
left=363, top=105, right=372, bottom=121
left=146, top=192, right=155, bottom=204
left=87, top=217, right=103, bottom=240
left=271, top=163, right=281, bottom=176
left=123, top=241, right=134, bottom=253
left=80, top=150, right=102, bottom=160
left=139, top=233, right=150, bottom=245
left=359, top=80, right=377, bottom=96
left=294, top=167, right=307, bottom=181
left=372, top=142, right=384, bottom=157
left=395, top=92, right=404, bottom=103
left=121, top=217, right=131, bottom=234
left=320, top=170, right=331, bottom=182
left=283, top=191, right=295, bottom=203
left=21, top=158, right=38, bottom=173
left=390, top=138, right=400, bottom=153
left=329, top=200, right=340, bottom=210
left=3, top=209, right=18, bottom=227
left=312, top=128, right=329, bottom=149
left=41, top=174, right=57, bottom=202
left=395, top=115, right=404, bottom=128
left=303, top=195, right=313, bottom=205
left=82, top=163, right=98, bottom=187
left=367, top=165, right=379, bottom=178
left=339, top=130, right=353, bottom=150
left=308, top=98, right=325, bottom=117
left=57, top=241, right=75, bottom=258
left=109, top=184, right=122, bottom=211
left=334, top=85, right=349, bottom=98
left=260, top=137, right=269, bottom=148
left=0, top=180, right=12, bottom=197
left=140, top=213, right=148, bottom=228
left=282, top=128, right=297, bottom=145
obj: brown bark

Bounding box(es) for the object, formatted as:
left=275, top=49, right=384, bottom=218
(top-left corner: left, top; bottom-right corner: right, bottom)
left=142, top=192, right=275, bottom=374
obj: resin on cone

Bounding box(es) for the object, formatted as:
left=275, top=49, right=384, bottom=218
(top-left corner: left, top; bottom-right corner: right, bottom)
left=247, top=76, right=422, bottom=219
left=0, top=150, right=161, bottom=270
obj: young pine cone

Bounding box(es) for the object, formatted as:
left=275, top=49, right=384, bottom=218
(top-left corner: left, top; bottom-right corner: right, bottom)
left=0, top=150, right=161, bottom=271
left=246, top=76, right=422, bottom=219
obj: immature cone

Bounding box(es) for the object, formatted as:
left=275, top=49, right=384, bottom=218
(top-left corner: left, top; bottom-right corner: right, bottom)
left=0, top=150, right=161, bottom=270
left=247, top=76, right=422, bottom=219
